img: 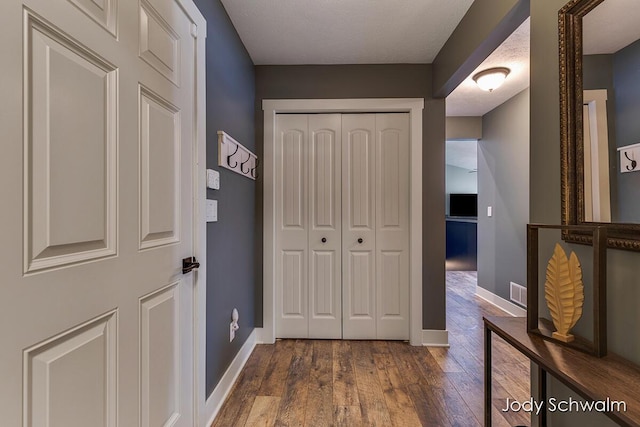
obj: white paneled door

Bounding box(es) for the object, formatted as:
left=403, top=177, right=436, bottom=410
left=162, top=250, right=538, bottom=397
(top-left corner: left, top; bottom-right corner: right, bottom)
left=275, top=114, right=343, bottom=339
left=0, top=0, right=204, bottom=425
left=275, top=113, right=409, bottom=340
left=341, top=114, right=377, bottom=339
left=374, top=114, right=410, bottom=339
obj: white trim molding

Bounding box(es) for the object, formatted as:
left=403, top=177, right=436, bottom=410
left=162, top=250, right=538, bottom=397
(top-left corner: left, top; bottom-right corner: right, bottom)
left=476, top=285, right=527, bottom=317
left=173, top=2, right=207, bottom=426
left=262, top=98, right=425, bottom=346
left=205, top=329, right=258, bottom=427
left=254, top=327, right=268, bottom=344
left=422, top=329, right=450, bottom=347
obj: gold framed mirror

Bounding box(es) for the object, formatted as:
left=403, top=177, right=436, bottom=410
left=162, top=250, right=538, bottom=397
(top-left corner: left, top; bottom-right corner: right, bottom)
left=560, top=0, right=640, bottom=250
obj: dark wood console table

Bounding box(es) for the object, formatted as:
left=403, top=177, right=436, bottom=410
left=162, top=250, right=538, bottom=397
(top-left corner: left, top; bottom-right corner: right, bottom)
left=484, top=316, right=640, bottom=426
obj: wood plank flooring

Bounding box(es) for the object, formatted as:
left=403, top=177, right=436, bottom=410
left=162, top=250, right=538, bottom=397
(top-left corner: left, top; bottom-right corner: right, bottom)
left=212, top=271, right=531, bottom=426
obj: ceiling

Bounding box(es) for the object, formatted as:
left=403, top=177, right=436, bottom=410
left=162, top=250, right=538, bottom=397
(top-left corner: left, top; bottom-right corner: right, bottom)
left=220, top=1, right=531, bottom=117
left=446, top=18, right=530, bottom=117
left=220, top=0, right=474, bottom=65
left=583, top=0, right=640, bottom=54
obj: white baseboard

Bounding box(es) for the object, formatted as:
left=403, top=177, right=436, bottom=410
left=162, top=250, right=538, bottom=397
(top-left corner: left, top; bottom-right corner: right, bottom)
left=205, top=329, right=257, bottom=426
left=476, top=285, right=527, bottom=317
left=422, top=329, right=450, bottom=347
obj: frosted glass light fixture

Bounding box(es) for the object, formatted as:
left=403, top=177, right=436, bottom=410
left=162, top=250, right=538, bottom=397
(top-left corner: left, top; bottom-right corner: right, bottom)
left=472, top=67, right=510, bottom=92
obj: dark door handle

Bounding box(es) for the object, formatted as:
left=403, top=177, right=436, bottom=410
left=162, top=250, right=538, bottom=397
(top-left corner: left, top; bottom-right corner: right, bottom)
left=182, top=257, right=200, bottom=274
left=358, top=238, right=363, bottom=244
left=321, top=237, right=327, bottom=243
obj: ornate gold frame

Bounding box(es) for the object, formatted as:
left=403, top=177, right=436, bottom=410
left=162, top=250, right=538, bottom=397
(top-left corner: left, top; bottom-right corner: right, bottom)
left=559, top=0, right=640, bottom=250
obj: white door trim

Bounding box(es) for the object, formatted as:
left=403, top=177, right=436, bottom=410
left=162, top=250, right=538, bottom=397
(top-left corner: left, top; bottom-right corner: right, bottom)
left=171, top=0, right=207, bottom=425
left=263, top=98, right=424, bottom=346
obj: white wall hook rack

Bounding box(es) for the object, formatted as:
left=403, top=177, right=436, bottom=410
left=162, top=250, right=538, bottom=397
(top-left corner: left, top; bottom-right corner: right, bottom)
left=618, top=142, right=640, bottom=173
left=217, top=131, right=257, bottom=180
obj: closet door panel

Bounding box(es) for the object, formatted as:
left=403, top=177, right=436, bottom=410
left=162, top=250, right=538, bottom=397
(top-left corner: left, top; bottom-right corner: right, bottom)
left=308, top=114, right=342, bottom=338
left=375, top=114, right=410, bottom=339
left=342, top=114, right=376, bottom=339
left=275, top=114, right=309, bottom=338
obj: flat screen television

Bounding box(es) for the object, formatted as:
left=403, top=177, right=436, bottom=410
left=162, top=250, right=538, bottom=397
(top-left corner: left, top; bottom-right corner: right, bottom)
left=449, top=193, right=477, bottom=217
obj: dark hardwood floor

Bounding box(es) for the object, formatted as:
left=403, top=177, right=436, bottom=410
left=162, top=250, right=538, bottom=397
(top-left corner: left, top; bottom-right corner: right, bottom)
left=212, top=271, right=531, bottom=426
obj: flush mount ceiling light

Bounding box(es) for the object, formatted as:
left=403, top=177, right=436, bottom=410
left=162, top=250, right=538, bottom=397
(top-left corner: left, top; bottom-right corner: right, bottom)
left=472, top=67, right=510, bottom=92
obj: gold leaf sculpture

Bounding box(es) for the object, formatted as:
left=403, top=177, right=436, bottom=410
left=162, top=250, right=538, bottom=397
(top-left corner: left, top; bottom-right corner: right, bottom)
left=544, top=243, right=584, bottom=343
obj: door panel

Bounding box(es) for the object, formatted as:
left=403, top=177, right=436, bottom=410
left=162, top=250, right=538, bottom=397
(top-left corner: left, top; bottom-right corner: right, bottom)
left=139, top=0, right=180, bottom=86
left=308, top=114, right=341, bottom=338
left=375, top=114, right=410, bottom=339
left=282, top=128, right=305, bottom=228
left=342, top=114, right=377, bottom=340
left=0, top=0, right=199, bottom=424
left=281, top=251, right=305, bottom=318
left=140, top=283, right=181, bottom=427
left=68, top=0, right=117, bottom=35
left=25, top=11, right=118, bottom=273
left=139, top=86, right=181, bottom=249
left=24, top=311, right=117, bottom=427
left=276, top=115, right=309, bottom=338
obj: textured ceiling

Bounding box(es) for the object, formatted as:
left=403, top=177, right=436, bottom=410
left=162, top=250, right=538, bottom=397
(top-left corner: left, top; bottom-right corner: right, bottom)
left=583, top=0, right=640, bottom=54
left=446, top=140, right=477, bottom=170
left=220, top=0, right=474, bottom=65
left=446, top=18, right=530, bottom=117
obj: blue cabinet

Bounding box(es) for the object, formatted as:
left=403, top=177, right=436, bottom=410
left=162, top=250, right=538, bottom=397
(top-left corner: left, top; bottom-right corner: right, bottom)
left=445, top=218, right=477, bottom=271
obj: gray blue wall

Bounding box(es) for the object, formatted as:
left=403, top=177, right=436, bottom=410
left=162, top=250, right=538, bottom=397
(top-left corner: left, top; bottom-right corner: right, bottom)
left=254, top=64, right=447, bottom=330
left=192, top=0, right=256, bottom=397
left=582, top=41, right=640, bottom=225
left=477, top=88, right=530, bottom=300
left=613, top=39, right=640, bottom=222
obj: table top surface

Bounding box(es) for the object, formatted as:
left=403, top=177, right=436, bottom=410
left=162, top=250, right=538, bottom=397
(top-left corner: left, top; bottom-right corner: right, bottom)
left=484, top=316, right=640, bottom=426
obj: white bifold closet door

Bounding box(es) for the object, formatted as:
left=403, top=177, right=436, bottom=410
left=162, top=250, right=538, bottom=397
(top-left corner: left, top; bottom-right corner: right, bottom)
left=275, top=113, right=409, bottom=340
left=342, top=114, right=410, bottom=339
left=276, top=114, right=343, bottom=338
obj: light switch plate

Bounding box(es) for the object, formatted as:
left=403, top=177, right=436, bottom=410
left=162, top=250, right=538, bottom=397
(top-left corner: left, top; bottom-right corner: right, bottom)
left=206, top=200, right=218, bottom=222
left=487, top=206, right=493, bottom=217
left=207, top=169, right=220, bottom=189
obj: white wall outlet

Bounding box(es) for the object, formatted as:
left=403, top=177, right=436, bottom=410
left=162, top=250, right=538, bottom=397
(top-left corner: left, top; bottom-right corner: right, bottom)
left=487, top=206, right=493, bottom=217
left=229, top=308, right=239, bottom=342
left=207, top=169, right=220, bottom=189
left=206, top=200, right=218, bottom=222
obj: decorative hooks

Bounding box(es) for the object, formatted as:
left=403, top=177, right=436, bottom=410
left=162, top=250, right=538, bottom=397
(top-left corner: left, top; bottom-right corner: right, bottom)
left=218, top=131, right=257, bottom=181
left=227, top=144, right=240, bottom=168
left=240, top=152, right=252, bottom=174
left=624, top=151, right=637, bottom=171
left=251, top=158, right=260, bottom=179
left=618, top=143, right=640, bottom=174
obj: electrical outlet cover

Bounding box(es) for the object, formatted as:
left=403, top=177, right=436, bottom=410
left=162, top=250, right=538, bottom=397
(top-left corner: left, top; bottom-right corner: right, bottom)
left=206, top=200, right=218, bottom=222
left=207, top=169, right=220, bottom=189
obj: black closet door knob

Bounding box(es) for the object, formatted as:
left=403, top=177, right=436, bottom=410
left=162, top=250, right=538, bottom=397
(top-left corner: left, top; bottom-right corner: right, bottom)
left=321, top=237, right=327, bottom=243
left=358, top=238, right=363, bottom=244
